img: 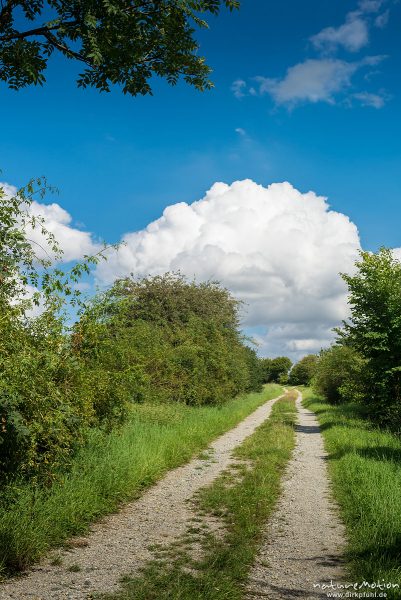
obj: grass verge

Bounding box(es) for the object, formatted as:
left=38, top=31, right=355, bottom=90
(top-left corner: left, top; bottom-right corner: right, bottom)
left=303, top=388, right=401, bottom=598
left=0, top=384, right=282, bottom=576
left=98, top=391, right=297, bottom=600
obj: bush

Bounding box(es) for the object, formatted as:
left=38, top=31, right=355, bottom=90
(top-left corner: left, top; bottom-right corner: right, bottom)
left=312, top=345, right=365, bottom=405
left=75, top=274, right=262, bottom=408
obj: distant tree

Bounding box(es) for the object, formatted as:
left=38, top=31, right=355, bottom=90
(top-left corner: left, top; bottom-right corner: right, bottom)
left=266, top=356, right=292, bottom=383
left=288, top=354, right=318, bottom=386
left=260, top=357, right=272, bottom=383
left=242, top=346, right=264, bottom=393
left=0, top=0, right=239, bottom=94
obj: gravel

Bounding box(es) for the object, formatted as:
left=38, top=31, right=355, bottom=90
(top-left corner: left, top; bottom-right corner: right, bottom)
left=245, top=392, right=347, bottom=600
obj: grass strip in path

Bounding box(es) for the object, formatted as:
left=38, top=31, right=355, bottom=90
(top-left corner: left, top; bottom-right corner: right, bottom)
left=303, top=388, right=401, bottom=599
left=0, top=384, right=282, bottom=576
left=98, top=391, right=297, bottom=600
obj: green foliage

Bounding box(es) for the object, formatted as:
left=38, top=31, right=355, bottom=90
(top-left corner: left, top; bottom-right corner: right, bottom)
left=242, top=345, right=264, bottom=393
left=339, top=248, right=401, bottom=426
left=262, top=355, right=292, bottom=383
left=312, top=345, right=365, bottom=405
left=76, top=273, right=262, bottom=408
left=288, top=354, right=318, bottom=386
left=0, top=1, right=239, bottom=94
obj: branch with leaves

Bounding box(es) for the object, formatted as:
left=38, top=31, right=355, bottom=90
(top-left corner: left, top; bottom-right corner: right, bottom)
left=0, top=178, right=115, bottom=316
left=0, top=0, right=240, bottom=93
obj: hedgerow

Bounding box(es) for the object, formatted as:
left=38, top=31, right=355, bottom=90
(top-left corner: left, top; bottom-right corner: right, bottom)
left=0, top=181, right=263, bottom=484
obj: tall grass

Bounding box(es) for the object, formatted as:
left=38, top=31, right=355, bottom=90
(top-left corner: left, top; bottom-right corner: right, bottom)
left=303, top=389, right=401, bottom=598
left=0, top=384, right=282, bottom=576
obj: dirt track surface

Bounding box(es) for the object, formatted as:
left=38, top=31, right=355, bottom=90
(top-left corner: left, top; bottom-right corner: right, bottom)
left=246, top=392, right=346, bottom=600
left=0, top=392, right=283, bottom=600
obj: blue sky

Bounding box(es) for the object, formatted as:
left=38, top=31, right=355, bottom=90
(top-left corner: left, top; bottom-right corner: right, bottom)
left=1, top=0, right=400, bottom=356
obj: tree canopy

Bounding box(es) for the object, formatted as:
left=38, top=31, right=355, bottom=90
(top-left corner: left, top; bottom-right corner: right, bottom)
left=261, top=356, right=292, bottom=384
left=288, top=354, right=318, bottom=386
left=337, top=248, right=401, bottom=425
left=0, top=0, right=239, bottom=94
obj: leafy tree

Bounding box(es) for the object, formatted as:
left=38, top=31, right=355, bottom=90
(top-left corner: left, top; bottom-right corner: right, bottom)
left=288, top=354, right=318, bottom=386
left=338, top=248, right=401, bottom=425
left=265, top=356, right=292, bottom=383
left=242, top=346, right=264, bottom=393
left=0, top=0, right=239, bottom=94
left=312, top=345, right=365, bottom=405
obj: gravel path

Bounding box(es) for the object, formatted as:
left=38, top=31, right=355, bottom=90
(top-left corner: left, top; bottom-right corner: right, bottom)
left=246, top=391, right=346, bottom=600
left=0, top=392, right=283, bottom=600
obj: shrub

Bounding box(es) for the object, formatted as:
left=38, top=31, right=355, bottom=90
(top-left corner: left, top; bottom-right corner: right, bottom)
left=312, top=345, right=365, bottom=405
left=75, top=274, right=261, bottom=408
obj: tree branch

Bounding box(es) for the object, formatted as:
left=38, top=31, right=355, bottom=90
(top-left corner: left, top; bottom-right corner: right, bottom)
left=1, top=20, right=78, bottom=42
left=0, top=0, right=17, bottom=28
left=42, top=30, right=91, bottom=65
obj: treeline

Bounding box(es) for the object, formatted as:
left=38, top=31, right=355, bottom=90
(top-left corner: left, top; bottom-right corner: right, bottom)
left=259, top=355, right=319, bottom=387
left=0, top=182, right=264, bottom=484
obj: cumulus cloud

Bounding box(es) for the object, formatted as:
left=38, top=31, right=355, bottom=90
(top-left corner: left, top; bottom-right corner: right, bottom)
left=252, top=56, right=385, bottom=107
left=96, top=179, right=362, bottom=358
left=1, top=182, right=99, bottom=263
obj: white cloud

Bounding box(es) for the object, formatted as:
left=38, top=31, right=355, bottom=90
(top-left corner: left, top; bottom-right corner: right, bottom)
left=252, top=56, right=386, bottom=107
left=232, top=0, right=390, bottom=111
left=310, top=0, right=387, bottom=53
left=231, top=79, right=247, bottom=99
left=1, top=183, right=99, bottom=262
left=358, top=0, right=384, bottom=13
left=352, top=90, right=387, bottom=107
left=96, top=180, right=362, bottom=358
left=375, top=9, right=390, bottom=28
left=310, top=14, right=369, bottom=53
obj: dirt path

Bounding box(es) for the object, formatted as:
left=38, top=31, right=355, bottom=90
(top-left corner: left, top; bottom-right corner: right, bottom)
left=246, top=391, right=346, bottom=600
left=0, top=392, right=284, bottom=600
